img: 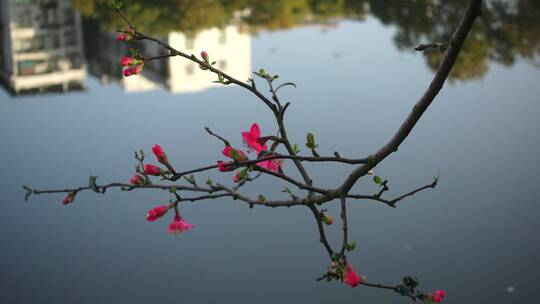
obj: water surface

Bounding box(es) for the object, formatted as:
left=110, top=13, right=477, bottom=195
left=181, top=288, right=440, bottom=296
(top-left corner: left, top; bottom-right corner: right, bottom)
left=1, top=1, right=539, bottom=303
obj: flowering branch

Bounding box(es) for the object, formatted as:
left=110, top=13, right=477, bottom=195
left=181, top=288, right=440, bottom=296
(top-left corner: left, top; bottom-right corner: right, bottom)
left=24, top=0, right=484, bottom=302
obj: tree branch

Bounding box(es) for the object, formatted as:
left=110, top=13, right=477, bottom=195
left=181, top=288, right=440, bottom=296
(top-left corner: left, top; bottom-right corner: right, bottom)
left=338, top=0, right=483, bottom=196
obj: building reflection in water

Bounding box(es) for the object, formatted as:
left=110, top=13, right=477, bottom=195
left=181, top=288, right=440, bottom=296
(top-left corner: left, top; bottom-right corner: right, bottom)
left=0, top=0, right=86, bottom=96
left=0, top=0, right=251, bottom=96
left=84, top=22, right=251, bottom=94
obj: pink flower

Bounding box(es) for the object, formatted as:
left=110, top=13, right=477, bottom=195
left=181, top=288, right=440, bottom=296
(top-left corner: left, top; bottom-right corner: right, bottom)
left=144, top=164, right=162, bottom=176
left=201, top=51, right=209, bottom=61
left=120, top=56, right=134, bottom=66
left=222, top=146, right=248, bottom=161
left=217, top=161, right=235, bottom=172
left=117, top=33, right=127, bottom=41
left=431, top=290, right=446, bottom=303
left=242, top=123, right=267, bottom=153
left=130, top=174, right=143, bottom=185
left=233, top=171, right=244, bottom=183
left=146, top=205, right=169, bottom=222
left=256, top=159, right=279, bottom=172
left=123, top=64, right=142, bottom=77
left=168, top=214, right=194, bottom=234
left=62, top=192, right=76, bottom=205
left=152, top=144, right=169, bottom=165
left=254, top=152, right=282, bottom=172
left=344, top=264, right=361, bottom=288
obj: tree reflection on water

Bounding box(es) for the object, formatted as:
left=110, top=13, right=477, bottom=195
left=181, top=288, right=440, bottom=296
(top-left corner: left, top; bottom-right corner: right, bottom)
left=72, top=0, right=540, bottom=81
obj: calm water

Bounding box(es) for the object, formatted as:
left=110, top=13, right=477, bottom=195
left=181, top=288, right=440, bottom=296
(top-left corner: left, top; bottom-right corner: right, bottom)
left=1, top=1, right=539, bottom=303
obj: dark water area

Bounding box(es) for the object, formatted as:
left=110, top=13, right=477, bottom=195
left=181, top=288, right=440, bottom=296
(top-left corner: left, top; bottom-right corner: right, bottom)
left=1, top=1, right=539, bottom=303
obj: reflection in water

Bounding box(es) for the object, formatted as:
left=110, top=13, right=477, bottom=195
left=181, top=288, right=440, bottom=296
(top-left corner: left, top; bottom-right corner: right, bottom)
left=84, top=21, right=251, bottom=94
left=72, top=0, right=540, bottom=81
left=0, top=0, right=86, bottom=95
left=1, top=0, right=539, bottom=96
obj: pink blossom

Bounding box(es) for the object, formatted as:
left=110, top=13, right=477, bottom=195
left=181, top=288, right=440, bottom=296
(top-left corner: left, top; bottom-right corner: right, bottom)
left=217, top=161, right=235, bottom=172
left=144, top=164, right=162, bottom=176
left=233, top=172, right=243, bottom=183
left=120, top=56, right=134, bottom=66
left=152, top=144, right=169, bottom=165
left=344, top=264, right=361, bottom=288
left=62, top=192, right=76, bottom=205
left=256, top=159, right=279, bottom=172
left=431, top=290, right=446, bottom=303
left=222, top=146, right=247, bottom=161
left=130, top=174, right=143, bottom=185
left=123, top=65, right=142, bottom=77
left=146, top=205, right=169, bottom=222
left=168, top=214, right=194, bottom=234
left=117, top=33, right=127, bottom=41
left=201, top=51, right=209, bottom=61
left=242, top=123, right=267, bottom=152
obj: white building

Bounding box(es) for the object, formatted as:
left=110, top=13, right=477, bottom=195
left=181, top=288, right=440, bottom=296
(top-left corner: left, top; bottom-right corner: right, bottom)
left=0, top=0, right=86, bottom=95
left=86, top=24, right=251, bottom=94
left=167, top=26, right=251, bottom=94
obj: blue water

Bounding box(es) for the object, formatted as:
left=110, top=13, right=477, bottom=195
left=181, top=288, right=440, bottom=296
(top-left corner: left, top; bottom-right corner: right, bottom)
left=1, top=17, right=539, bottom=303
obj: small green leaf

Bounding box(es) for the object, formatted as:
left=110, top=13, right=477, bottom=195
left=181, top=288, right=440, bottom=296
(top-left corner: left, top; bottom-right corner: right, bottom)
left=183, top=174, right=196, bottom=185
left=373, top=175, right=383, bottom=185
left=258, top=195, right=266, bottom=204
left=293, top=143, right=300, bottom=154
left=206, top=177, right=214, bottom=186
left=254, top=68, right=266, bottom=77
left=89, top=175, right=100, bottom=193
left=169, top=187, right=177, bottom=193
left=306, top=132, right=317, bottom=149
left=109, top=0, right=124, bottom=9
left=345, top=242, right=357, bottom=251
left=332, top=253, right=342, bottom=261
left=229, top=149, right=246, bottom=161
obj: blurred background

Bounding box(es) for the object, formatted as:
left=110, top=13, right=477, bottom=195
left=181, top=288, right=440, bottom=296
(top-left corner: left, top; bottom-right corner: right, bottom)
left=1, top=0, right=539, bottom=303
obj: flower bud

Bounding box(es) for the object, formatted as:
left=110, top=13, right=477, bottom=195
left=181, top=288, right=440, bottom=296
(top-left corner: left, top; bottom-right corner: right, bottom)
left=117, top=33, right=127, bottom=41
left=217, top=161, right=235, bottom=172
left=123, top=64, right=143, bottom=77
left=146, top=205, right=169, bottom=222
left=144, top=164, right=163, bottom=176
left=321, top=213, right=333, bottom=225
left=62, top=192, right=76, bottom=205
left=201, top=51, right=209, bottom=62
left=430, top=290, right=446, bottom=303
left=120, top=56, right=134, bottom=67
left=130, top=174, right=145, bottom=185
left=152, top=144, right=169, bottom=165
